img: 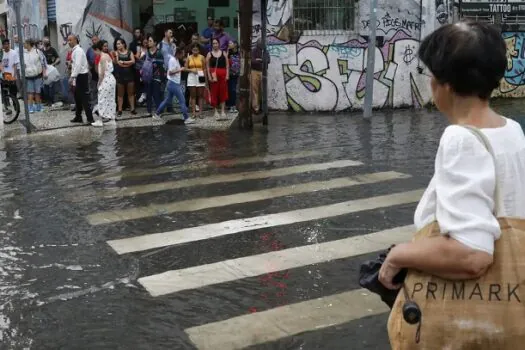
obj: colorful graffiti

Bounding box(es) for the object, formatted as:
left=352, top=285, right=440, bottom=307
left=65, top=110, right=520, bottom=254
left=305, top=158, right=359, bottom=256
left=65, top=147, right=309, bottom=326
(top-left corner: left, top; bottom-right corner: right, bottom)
left=497, top=32, right=525, bottom=98
left=6, top=0, right=48, bottom=42
left=55, top=0, right=132, bottom=72
left=252, top=0, right=293, bottom=45
left=267, top=30, right=431, bottom=112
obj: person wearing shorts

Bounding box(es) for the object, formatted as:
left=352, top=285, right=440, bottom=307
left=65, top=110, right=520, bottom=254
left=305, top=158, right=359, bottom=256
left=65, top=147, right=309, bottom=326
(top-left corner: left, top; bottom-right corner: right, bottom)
left=23, top=39, right=46, bottom=113
left=185, top=43, right=206, bottom=118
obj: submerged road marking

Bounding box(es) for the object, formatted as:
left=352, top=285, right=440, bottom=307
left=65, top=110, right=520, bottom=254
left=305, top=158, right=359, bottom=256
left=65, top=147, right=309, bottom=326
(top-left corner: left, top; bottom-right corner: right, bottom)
left=137, top=225, right=413, bottom=297
left=88, top=171, right=412, bottom=225
left=108, top=189, right=423, bottom=254
left=92, top=150, right=330, bottom=181
left=99, top=159, right=363, bottom=198
left=184, top=288, right=389, bottom=350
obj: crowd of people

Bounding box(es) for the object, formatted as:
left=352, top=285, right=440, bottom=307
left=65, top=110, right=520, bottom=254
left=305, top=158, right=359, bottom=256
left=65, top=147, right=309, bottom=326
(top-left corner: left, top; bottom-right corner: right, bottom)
left=0, top=17, right=269, bottom=127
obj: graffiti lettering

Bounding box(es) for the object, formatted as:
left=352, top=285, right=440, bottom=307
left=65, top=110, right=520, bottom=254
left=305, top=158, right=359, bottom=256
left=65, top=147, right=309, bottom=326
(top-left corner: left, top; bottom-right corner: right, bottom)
left=59, top=23, right=73, bottom=46
left=362, top=13, right=425, bottom=35
left=329, top=45, right=361, bottom=59
left=268, top=44, right=288, bottom=57
left=273, top=31, right=431, bottom=112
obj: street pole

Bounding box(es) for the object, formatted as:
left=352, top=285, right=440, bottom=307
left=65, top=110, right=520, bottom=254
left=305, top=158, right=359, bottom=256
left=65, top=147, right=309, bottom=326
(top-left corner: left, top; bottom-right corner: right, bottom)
left=238, top=0, right=253, bottom=130
left=261, top=0, right=268, bottom=126
left=13, top=0, right=31, bottom=132
left=363, top=0, right=378, bottom=120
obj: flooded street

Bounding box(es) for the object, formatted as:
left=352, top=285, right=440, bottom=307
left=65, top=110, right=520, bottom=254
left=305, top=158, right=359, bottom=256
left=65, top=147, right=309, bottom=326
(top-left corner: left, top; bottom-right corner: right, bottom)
left=0, top=101, right=523, bottom=349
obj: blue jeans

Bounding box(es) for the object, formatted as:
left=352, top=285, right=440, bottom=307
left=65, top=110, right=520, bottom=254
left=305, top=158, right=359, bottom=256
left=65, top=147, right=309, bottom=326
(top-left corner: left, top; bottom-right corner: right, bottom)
left=146, top=80, right=162, bottom=114
left=157, top=80, right=189, bottom=119
left=227, top=75, right=238, bottom=108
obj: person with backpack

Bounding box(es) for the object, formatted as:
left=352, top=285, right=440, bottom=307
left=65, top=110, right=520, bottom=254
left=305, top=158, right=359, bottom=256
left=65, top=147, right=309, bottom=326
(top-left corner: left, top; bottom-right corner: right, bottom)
left=227, top=40, right=240, bottom=114
left=142, top=35, right=165, bottom=119
left=23, top=39, right=47, bottom=113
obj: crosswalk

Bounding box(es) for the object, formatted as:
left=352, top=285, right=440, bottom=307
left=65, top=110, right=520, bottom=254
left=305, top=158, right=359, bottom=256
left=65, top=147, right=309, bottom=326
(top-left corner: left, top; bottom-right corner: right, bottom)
left=86, top=151, right=423, bottom=349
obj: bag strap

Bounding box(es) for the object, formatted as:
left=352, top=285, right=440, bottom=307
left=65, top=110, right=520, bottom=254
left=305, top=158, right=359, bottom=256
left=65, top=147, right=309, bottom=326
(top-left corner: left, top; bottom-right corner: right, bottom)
left=461, top=125, right=502, bottom=217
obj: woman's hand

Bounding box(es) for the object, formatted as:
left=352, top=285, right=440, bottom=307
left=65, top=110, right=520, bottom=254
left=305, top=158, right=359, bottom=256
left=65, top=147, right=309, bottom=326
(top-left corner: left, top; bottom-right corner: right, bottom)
left=379, top=250, right=403, bottom=290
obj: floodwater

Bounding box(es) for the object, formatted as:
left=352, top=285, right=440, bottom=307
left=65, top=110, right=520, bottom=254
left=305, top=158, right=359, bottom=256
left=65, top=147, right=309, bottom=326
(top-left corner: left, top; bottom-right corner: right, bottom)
left=0, top=101, right=523, bottom=349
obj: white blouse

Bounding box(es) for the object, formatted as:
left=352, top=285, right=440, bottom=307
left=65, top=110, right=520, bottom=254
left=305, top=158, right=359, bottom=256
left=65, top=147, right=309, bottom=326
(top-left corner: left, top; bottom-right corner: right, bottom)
left=414, top=118, right=525, bottom=255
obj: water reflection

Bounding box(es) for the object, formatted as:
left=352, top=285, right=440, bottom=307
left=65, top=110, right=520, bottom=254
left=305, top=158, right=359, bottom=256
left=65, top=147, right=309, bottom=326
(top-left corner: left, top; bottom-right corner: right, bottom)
left=0, top=103, right=521, bottom=348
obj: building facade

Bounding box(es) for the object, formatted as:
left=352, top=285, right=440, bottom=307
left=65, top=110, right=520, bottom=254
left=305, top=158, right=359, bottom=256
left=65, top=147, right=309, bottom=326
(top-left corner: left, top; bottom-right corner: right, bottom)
left=253, top=0, right=525, bottom=112
left=152, top=0, right=238, bottom=42
left=5, top=0, right=135, bottom=73
left=3, top=0, right=525, bottom=113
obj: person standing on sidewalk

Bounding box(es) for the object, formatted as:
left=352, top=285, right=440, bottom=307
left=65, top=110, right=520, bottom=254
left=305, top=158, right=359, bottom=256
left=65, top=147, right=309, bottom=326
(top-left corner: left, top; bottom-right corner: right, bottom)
left=86, top=35, right=99, bottom=111
left=68, top=35, right=94, bottom=124
left=23, top=39, right=46, bottom=113
left=227, top=40, right=240, bottom=114
left=114, top=38, right=136, bottom=117
left=91, top=40, right=116, bottom=127
left=154, top=48, right=194, bottom=124
left=206, top=38, right=229, bottom=119
left=42, top=37, right=60, bottom=107
left=143, top=35, right=165, bottom=120
left=250, top=38, right=269, bottom=115
left=159, top=29, right=176, bottom=114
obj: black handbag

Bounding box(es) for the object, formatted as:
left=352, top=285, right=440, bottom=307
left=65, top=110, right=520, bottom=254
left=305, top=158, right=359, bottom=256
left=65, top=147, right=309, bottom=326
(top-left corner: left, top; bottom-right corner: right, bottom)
left=359, top=244, right=408, bottom=308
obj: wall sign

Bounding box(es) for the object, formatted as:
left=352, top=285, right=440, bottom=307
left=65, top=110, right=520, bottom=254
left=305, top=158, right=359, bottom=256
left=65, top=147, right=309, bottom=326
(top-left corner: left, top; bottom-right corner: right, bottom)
left=461, top=2, right=525, bottom=15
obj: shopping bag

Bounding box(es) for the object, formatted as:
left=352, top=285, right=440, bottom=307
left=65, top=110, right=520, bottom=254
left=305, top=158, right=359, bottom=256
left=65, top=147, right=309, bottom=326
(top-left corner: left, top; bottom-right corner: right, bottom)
left=387, top=126, right=525, bottom=349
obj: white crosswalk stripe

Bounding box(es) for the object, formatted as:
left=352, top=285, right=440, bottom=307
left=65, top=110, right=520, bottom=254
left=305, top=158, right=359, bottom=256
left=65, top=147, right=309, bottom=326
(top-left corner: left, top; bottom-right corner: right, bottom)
left=92, top=151, right=422, bottom=349
left=99, top=159, right=363, bottom=198
left=107, top=190, right=422, bottom=254
left=185, top=288, right=389, bottom=350
left=87, top=171, right=411, bottom=225
left=138, top=225, right=414, bottom=297
left=92, top=150, right=330, bottom=181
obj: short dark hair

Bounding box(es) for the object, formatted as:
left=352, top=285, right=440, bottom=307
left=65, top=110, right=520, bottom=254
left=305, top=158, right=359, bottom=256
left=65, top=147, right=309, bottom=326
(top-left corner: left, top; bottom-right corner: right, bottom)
left=93, top=40, right=106, bottom=51
left=2, top=39, right=9, bottom=45
left=418, top=21, right=506, bottom=100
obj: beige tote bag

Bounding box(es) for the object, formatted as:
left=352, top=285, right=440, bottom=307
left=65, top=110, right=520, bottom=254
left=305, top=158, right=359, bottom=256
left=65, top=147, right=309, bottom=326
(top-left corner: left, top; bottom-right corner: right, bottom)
left=387, top=125, right=525, bottom=349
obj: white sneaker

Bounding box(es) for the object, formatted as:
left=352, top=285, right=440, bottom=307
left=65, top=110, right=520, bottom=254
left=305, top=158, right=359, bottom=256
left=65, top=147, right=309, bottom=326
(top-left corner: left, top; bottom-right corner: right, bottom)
left=152, top=114, right=162, bottom=120
left=213, top=110, right=220, bottom=119
left=91, top=120, right=104, bottom=127
left=220, top=112, right=227, bottom=119
left=196, top=105, right=200, bottom=112
left=184, top=117, right=196, bottom=125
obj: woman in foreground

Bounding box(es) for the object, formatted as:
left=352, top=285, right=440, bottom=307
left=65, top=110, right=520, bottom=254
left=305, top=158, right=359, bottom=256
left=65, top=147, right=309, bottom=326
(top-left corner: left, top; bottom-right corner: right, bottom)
left=379, top=21, right=525, bottom=347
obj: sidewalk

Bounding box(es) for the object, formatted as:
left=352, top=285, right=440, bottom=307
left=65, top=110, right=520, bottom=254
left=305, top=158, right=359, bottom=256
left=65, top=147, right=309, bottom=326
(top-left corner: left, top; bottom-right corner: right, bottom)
left=2, top=102, right=239, bottom=137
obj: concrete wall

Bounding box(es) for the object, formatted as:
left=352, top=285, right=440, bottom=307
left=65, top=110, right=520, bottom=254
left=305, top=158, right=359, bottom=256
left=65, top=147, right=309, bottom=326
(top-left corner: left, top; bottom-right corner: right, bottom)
left=251, top=0, right=451, bottom=111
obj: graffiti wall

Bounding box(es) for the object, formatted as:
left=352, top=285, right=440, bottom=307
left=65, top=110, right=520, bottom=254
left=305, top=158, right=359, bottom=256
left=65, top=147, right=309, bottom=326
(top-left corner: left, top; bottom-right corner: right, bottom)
left=495, top=32, right=525, bottom=98
left=252, top=0, right=442, bottom=111
left=6, top=0, right=48, bottom=42
left=55, top=0, right=133, bottom=70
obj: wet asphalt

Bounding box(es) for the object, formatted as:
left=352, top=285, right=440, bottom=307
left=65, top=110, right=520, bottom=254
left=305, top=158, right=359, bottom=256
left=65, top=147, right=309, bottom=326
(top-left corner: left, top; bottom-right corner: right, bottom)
left=0, top=100, right=523, bottom=349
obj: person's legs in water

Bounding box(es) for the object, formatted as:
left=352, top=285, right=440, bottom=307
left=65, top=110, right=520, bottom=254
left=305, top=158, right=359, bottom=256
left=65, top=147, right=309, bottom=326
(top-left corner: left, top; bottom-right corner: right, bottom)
left=156, top=80, right=176, bottom=116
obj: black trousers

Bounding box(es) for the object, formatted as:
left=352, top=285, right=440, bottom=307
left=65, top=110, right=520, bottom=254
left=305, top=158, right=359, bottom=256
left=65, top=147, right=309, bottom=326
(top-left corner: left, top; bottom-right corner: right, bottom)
left=75, top=73, right=94, bottom=121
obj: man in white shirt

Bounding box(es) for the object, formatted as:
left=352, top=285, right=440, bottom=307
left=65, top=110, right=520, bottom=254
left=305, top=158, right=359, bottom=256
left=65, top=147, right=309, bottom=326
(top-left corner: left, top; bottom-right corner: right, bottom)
left=68, top=34, right=94, bottom=124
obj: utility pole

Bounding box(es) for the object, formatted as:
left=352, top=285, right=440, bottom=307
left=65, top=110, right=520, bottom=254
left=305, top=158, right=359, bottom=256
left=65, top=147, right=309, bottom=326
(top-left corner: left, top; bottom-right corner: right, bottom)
left=261, top=0, right=268, bottom=126
left=13, top=0, right=31, bottom=132
left=363, top=0, right=378, bottom=120
left=238, top=0, right=253, bottom=129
